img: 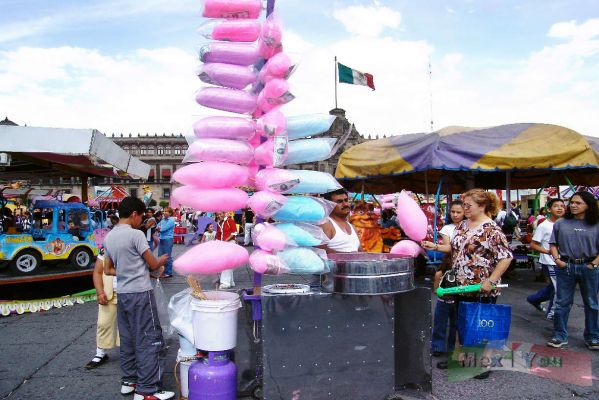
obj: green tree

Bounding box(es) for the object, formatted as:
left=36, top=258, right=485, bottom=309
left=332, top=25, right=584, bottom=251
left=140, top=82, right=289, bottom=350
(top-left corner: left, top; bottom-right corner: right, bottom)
left=159, top=200, right=169, bottom=208
left=148, top=199, right=157, bottom=207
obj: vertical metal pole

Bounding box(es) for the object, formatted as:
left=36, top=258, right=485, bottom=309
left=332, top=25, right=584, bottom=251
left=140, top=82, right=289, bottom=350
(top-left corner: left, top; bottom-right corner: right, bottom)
left=254, top=0, right=276, bottom=296
left=266, top=0, right=275, bottom=16
left=334, top=56, right=338, bottom=109
left=506, top=171, right=511, bottom=212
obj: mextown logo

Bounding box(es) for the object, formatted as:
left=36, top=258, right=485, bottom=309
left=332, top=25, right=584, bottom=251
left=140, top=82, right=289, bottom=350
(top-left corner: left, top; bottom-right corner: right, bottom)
left=448, top=341, right=593, bottom=386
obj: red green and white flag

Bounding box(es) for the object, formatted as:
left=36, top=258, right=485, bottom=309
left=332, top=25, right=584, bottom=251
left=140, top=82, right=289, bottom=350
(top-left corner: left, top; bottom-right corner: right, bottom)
left=338, top=62, right=375, bottom=90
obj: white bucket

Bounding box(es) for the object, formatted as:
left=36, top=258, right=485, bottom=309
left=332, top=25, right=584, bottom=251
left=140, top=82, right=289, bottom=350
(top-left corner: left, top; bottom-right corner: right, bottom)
left=180, top=360, right=191, bottom=398
left=191, top=290, right=242, bottom=351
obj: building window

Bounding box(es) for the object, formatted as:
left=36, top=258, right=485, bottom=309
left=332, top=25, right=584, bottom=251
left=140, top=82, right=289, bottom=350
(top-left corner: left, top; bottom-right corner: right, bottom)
left=163, top=188, right=171, bottom=199
left=165, top=146, right=172, bottom=155
left=146, top=146, right=156, bottom=155
left=157, top=146, right=164, bottom=155
left=174, top=146, right=182, bottom=155
left=140, top=145, right=147, bottom=155
left=130, top=188, right=138, bottom=198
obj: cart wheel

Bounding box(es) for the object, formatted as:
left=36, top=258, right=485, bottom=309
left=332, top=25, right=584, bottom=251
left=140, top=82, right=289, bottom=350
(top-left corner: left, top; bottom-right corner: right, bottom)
left=251, top=385, right=263, bottom=399
left=70, top=247, right=93, bottom=269
left=10, top=249, right=42, bottom=275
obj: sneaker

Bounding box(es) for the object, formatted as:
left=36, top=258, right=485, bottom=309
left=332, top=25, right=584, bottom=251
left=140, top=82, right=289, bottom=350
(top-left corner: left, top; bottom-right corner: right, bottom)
left=120, top=381, right=137, bottom=395
left=219, top=283, right=232, bottom=290
left=585, top=341, right=599, bottom=351
left=85, top=354, right=108, bottom=369
left=547, top=338, right=568, bottom=348
left=527, top=299, right=544, bottom=313
left=133, top=391, right=175, bottom=400
left=545, top=314, right=554, bottom=321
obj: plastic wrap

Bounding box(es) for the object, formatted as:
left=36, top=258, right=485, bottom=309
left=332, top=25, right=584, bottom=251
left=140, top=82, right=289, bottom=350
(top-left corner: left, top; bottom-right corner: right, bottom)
left=198, top=19, right=261, bottom=42
left=192, top=116, right=256, bottom=141
left=202, top=0, right=262, bottom=19
left=154, top=279, right=173, bottom=336
left=275, top=222, right=329, bottom=247
left=253, top=136, right=288, bottom=167
left=258, top=12, right=283, bottom=59
left=199, top=41, right=260, bottom=66
left=247, top=190, right=288, bottom=218
left=167, top=288, right=194, bottom=344
left=184, top=138, right=254, bottom=164
left=252, top=223, right=287, bottom=251
left=396, top=190, right=428, bottom=241
left=259, top=52, right=298, bottom=83
left=390, top=240, right=424, bottom=257
left=278, top=247, right=329, bottom=274
left=282, top=170, right=342, bottom=194
left=195, top=87, right=257, bottom=114
left=286, top=114, right=337, bottom=140
left=283, top=137, right=337, bottom=165
left=197, top=63, right=258, bottom=90
left=257, top=78, right=294, bottom=113
left=171, top=186, right=249, bottom=212
left=172, top=162, right=249, bottom=188
left=173, top=240, right=249, bottom=274
left=255, top=168, right=299, bottom=192
left=272, top=196, right=336, bottom=224
left=249, top=249, right=290, bottom=275
left=256, top=108, right=286, bottom=137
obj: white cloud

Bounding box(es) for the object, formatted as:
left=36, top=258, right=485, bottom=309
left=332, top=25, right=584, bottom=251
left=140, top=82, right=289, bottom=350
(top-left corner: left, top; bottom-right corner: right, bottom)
left=0, top=46, right=198, bottom=134
left=0, top=0, right=199, bottom=43
left=548, top=18, right=599, bottom=41
left=333, top=1, right=401, bottom=38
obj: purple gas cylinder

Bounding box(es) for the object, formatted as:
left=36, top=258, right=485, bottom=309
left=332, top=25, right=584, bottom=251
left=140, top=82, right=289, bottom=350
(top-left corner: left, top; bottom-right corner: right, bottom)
left=188, top=351, right=237, bottom=400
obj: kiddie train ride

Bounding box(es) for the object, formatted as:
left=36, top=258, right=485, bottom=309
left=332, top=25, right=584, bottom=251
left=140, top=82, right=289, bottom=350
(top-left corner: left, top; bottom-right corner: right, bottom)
left=165, top=1, right=432, bottom=398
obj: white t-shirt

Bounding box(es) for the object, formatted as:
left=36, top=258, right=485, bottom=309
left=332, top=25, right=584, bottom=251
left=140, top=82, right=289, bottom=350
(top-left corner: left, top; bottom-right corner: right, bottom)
left=439, top=223, right=457, bottom=241
left=532, top=219, right=555, bottom=265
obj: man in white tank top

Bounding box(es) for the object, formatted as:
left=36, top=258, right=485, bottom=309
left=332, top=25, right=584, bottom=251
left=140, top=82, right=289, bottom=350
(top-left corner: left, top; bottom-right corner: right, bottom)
left=320, top=189, right=361, bottom=253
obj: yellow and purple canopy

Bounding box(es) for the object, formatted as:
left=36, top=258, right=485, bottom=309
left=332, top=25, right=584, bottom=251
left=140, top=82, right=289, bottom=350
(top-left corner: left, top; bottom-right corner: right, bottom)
left=336, top=123, right=599, bottom=194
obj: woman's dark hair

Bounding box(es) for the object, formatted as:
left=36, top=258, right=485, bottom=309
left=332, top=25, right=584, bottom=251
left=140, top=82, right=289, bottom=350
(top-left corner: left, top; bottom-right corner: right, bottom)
left=445, top=200, right=464, bottom=224
left=565, top=191, right=599, bottom=225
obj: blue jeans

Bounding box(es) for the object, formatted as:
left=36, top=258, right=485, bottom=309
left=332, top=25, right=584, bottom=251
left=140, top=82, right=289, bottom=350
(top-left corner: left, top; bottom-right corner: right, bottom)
left=158, top=238, right=174, bottom=276
left=431, top=299, right=457, bottom=353
left=553, top=263, right=599, bottom=342
left=527, top=264, right=557, bottom=318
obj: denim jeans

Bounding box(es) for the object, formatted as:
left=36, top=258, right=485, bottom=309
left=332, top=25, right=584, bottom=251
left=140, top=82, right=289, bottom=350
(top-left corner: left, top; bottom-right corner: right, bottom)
left=527, top=264, right=557, bottom=318
left=431, top=299, right=457, bottom=353
left=553, top=262, right=599, bottom=342
left=158, top=238, right=174, bottom=276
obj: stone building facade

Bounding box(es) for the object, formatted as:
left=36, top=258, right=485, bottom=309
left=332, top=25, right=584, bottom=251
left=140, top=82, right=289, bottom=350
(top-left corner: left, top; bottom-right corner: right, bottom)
left=31, top=108, right=369, bottom=203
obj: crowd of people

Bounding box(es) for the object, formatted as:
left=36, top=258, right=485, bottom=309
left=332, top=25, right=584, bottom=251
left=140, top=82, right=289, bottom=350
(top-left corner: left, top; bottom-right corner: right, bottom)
left=80, top=188, right=599, bottom=395
left=421, top=189, right=599, bottom=380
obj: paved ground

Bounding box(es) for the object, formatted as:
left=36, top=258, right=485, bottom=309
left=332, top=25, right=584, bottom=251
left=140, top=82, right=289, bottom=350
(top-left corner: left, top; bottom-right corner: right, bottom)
left=1, top=243, right=598, bottom=399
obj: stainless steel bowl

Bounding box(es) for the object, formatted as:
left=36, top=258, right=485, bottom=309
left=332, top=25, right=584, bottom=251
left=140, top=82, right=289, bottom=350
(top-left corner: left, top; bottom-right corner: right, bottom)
left=325, top=252, right=415, bottom=295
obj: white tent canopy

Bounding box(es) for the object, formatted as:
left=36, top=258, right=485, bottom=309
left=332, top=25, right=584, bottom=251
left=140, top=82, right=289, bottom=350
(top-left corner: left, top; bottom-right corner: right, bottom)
left=0, top=125, right=150, bottom=180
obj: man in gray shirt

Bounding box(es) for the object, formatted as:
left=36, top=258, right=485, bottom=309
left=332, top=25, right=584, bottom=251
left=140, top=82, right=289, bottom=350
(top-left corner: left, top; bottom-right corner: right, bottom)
left=103, top=197, right=174, bottom=400
left=548, top=191, right=599, bottom=350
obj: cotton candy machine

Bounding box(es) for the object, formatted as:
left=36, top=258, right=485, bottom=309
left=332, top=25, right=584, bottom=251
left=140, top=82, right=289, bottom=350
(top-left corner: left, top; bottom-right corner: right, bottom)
left=325, top=252, right=415, bottom=295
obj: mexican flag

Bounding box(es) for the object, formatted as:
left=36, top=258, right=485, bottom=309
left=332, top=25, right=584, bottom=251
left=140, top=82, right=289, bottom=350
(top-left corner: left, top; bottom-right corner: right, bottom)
left=338, top=62, right=375, bottom=90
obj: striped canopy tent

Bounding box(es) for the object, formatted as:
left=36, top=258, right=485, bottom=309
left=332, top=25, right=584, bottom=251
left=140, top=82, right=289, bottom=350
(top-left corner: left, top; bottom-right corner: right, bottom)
left=336, top=123, right=599, bottom=194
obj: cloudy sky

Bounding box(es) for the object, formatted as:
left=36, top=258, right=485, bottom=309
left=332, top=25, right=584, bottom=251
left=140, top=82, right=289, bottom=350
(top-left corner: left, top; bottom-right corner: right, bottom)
left=1, top=0, right=598, bottom=138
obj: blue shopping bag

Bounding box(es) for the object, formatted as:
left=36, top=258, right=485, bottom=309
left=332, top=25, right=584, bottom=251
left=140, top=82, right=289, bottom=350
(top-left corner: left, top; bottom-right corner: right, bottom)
left=457, top=301, right=511, bottom=347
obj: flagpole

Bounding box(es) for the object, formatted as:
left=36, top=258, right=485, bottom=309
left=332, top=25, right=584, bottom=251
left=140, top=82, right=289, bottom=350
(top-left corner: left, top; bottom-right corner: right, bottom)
left=334, top=56, right=338, bottom=109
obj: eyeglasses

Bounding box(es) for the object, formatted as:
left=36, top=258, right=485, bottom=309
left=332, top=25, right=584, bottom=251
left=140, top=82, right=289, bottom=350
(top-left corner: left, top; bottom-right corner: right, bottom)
left=463, top=203, right=475, bottom=209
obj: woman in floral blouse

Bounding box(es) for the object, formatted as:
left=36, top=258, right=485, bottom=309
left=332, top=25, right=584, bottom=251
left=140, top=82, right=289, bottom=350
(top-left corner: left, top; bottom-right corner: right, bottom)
left=426, top=189, right=513, bottom=297
left=424, top=189, right=513, bottom=376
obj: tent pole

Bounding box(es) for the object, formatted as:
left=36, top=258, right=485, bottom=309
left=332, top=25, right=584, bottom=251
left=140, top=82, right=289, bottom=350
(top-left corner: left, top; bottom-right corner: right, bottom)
left=424, top=171, right=429, bottom=202
left=505, top=171, right=511, bottom=213
left=81, top=176, right=89, bottom=202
